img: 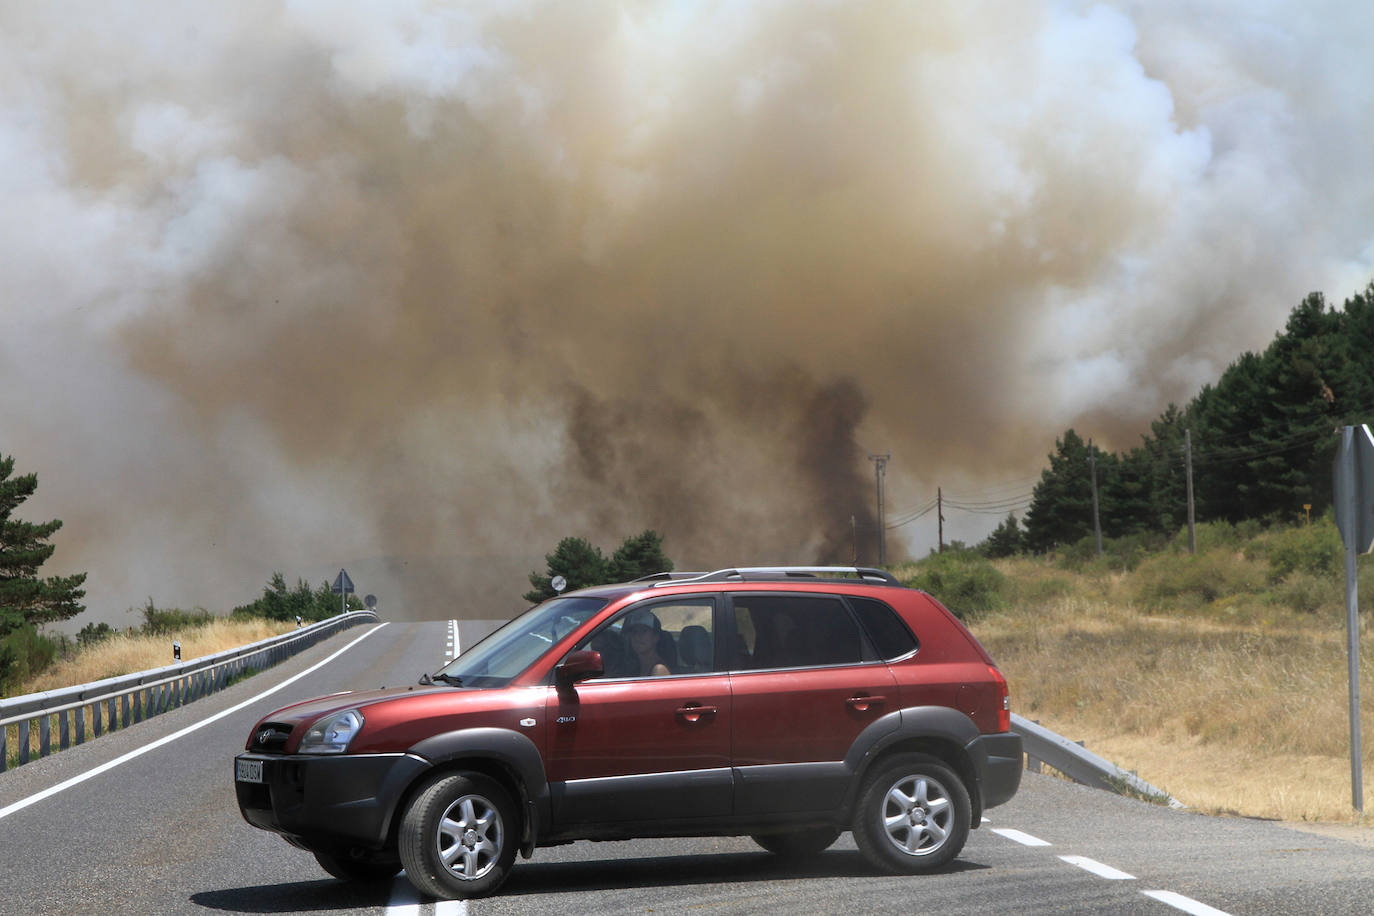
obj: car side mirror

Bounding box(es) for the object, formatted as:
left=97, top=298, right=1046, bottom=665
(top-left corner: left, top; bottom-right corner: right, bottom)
left=555, top=649, right=603, bottom=691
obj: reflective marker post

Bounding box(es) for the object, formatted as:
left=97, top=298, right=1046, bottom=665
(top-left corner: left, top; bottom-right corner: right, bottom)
left=1333, top=425, right=1371, bottom=812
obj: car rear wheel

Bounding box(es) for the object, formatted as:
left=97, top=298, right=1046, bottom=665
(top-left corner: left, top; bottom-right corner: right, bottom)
left=852, top=754, right=969, bottom=873
left=398, top=772, right=517, bottom=900
left=751, top=827, right=841, bottom=857
left=312, top=851, right=401, bottom=883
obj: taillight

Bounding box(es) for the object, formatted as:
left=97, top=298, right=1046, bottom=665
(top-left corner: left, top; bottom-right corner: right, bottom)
left=989, top=665, right=1011, bottom=733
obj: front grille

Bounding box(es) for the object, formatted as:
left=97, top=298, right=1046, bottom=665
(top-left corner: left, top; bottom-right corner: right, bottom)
left=249, top=722, right=294, bottom=753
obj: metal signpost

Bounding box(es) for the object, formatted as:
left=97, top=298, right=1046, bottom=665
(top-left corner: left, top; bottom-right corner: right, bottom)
left=331, top=568, right=355, bottom=616
left=1332, top=425, right=1372, bottom=812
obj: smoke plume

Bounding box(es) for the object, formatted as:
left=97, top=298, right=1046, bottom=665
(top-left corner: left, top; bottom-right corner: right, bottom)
left=4, top=1, right=1373, bottom=621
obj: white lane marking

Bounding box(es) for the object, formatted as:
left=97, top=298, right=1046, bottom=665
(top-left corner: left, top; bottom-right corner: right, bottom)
left=385, top=872, right=421, bottom=915
left=384, top=872, right=467, bottom=915
left=1142, top=890, right=1233, bottom=916
left=991, top=827, right=1052, bottom=847
left=1059, top=855, right=1135, bottom=880
left=0, top=623, right=390, bottom=822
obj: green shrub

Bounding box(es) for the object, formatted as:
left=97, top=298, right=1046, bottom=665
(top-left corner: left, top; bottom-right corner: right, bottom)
left=1253, top=522, right=1343, bottom=583
left=0, top=625, right=70, bottom=695
left=138, top=599, right=214, bottom=636
left=903, top=550, right=1008, bottom=620
left=1055, top=532, right=1167, bottom=573
left=1170, top=519, right=1262, bottom=554
left=1270, top=572, right=1341, bottom=615
left=1133, top=550, right=1266, bottom=610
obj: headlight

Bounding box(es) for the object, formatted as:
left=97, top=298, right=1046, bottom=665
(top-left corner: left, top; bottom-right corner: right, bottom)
left=298, top=709, right=364, bottom=754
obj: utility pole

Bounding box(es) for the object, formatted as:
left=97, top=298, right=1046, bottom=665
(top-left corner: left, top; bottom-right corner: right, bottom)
left=1088, top=439, right=1103, bottom=558
left=850, top=515, right=858, bottom=565
left=868, top=453, right=889, bottom=566
left=1184, top=428, right=1197, bottom=554
left=938, top=487, right=945, bottom=554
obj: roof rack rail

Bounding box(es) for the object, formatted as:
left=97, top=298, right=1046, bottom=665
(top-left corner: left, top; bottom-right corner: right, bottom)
left=630, top=571, right=708, bottom=583
left=653, top=566, right=902, bottom=587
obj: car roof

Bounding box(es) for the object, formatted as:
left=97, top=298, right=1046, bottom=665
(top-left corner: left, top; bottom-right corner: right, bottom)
left=557, top=567, right=906, bottom=601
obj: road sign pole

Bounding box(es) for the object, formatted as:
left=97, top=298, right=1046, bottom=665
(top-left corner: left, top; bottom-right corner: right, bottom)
left=1337, top=426, right=1365, bottom=812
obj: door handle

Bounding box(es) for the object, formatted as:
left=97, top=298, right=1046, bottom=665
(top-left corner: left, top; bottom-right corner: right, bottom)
left=846, top=695, right=886, bottom=712
left=675, top=704, right=718, bottom=723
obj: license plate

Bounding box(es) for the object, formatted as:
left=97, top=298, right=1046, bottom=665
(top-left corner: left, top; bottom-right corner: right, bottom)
left=236, top=759, right=263, bottom=784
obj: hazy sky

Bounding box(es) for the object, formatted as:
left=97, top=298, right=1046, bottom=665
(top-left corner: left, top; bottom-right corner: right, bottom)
left=4, top=1, right=1373, bottom=623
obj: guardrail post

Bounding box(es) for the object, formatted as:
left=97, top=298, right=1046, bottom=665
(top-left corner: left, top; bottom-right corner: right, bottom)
left=39, top=715, right=51, bottom=757
left=1, top=723, right=7, bottom=772
left=59, top=710, right=70, bottom=750
left=75, top=706, right=85, bottom=745
left=120, top=694, right=130, bottom=729
left=19, top=720, right=29, bottom=764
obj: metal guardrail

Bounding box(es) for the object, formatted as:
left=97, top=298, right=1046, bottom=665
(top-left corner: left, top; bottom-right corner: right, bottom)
left=0, top=610, right=378, bottom=772
left=1012, top=713, right=1185, bottom=808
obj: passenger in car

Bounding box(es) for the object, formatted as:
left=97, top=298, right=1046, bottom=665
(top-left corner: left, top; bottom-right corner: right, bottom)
left=624, top=610, right=671, bottom=676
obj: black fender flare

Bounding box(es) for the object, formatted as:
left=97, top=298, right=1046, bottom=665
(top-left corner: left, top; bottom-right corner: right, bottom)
left=842, top=706, right=984, bottom=814
left=407, top=727, right=549, bottom=854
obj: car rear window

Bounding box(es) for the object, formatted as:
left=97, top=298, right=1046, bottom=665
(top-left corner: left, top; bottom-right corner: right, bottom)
left=847, top=596, right=919, bottom=659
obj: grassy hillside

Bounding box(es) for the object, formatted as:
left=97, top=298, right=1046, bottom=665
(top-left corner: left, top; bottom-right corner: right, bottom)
left=895, top=518, right=1372, bottom=824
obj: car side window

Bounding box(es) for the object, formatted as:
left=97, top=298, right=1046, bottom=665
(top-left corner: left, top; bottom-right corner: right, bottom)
left=731, top=594, right=865, bottom=670
left=571, top=598, right=717, bottom=679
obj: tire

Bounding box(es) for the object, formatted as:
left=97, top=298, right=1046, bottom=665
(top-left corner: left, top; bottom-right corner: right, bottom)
left=398, top=772, right=518, bottom=900
left=851, top=754, right=970, bottom=874
left=312, top=850, right=401, bottom=883
left=751, top=827, right=841, bottom=857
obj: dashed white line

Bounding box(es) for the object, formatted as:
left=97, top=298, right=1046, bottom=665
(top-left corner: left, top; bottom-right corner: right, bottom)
left=1142, top=890, right=1233, bottom=916
left=990, top=827, right=1053, bottom=847
left=987, top=821, right=1233, bottom=915
left=1059, top=855, right=1135, bottom=880
left=434, top=898, right=469, bottom=915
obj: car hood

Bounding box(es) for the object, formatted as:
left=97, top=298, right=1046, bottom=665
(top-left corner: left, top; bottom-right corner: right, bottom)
left=253, top=685, right=449, bottom=730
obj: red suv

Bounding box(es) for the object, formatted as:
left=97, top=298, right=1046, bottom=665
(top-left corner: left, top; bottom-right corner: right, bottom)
left=234, top=567, right=1022, bottom=900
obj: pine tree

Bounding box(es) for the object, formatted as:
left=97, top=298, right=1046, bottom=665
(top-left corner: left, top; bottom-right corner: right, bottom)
left=609, top=530, right=674, bottom=582
left=523, top=537, right=610, bottom=604
left=0, top=454, right=86, bottom=634
left=1023, top=430, right=1095, bottom=552
left=980, top=513, right=1023, bottom=558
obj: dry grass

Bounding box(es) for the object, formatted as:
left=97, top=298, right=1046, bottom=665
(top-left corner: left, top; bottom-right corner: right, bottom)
left=971, top=555, right=1373, bottom=825
left=18, top=618, right=297, bottom=695
left=5, top=618, right=297, bottom=765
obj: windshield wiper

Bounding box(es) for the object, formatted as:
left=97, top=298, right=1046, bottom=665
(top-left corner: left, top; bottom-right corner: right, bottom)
left=431, top=673, right=463, bottom=686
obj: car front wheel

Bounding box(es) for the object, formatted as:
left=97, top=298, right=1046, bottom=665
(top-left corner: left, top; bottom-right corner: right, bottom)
left=398, top=772, right=518, bottom=899
left=852, top=754, right=970, bottom=873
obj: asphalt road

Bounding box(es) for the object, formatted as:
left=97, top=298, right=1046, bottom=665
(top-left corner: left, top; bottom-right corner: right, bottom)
left=2, top=620, right=1372, bottom=916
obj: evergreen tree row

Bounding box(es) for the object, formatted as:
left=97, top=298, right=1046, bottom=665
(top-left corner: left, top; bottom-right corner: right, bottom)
left=1019, top=285, right=1374, bottom=552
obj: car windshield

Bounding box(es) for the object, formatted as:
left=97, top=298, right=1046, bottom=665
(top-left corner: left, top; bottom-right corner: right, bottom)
left=432, top=596, right=608, bottom=688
